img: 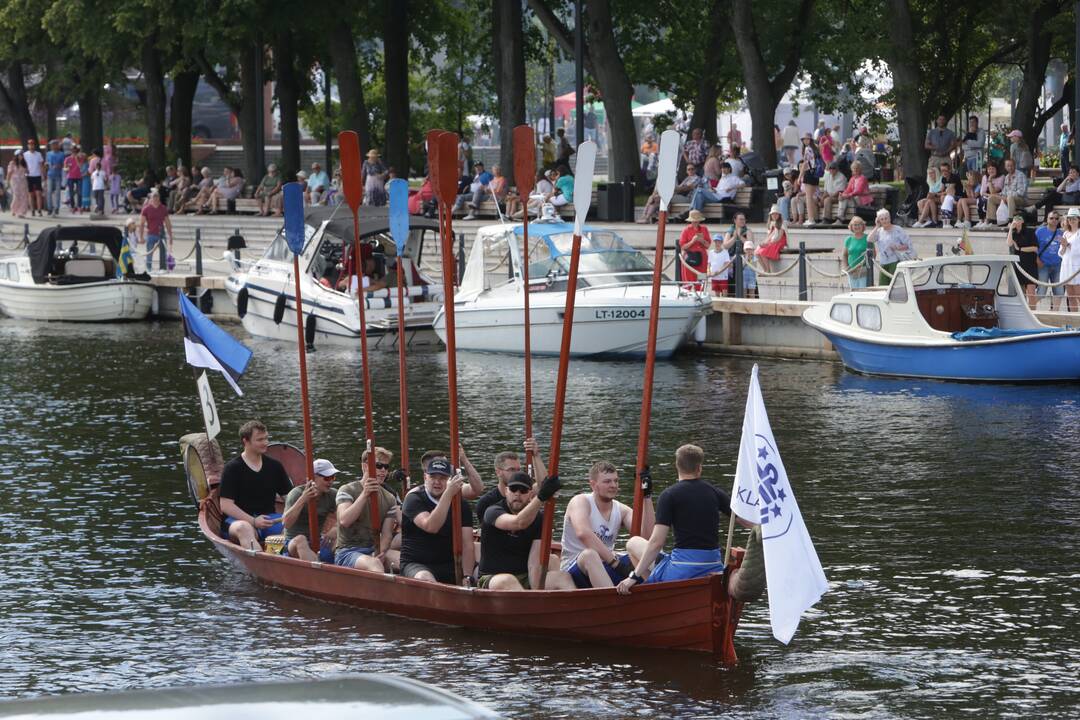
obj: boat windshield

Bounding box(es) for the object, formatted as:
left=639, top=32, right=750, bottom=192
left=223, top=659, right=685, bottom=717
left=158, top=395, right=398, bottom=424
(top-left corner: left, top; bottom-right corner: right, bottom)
left=262, top=223, right=318, bottom=263
left=527, top=230, right=653, bottom=286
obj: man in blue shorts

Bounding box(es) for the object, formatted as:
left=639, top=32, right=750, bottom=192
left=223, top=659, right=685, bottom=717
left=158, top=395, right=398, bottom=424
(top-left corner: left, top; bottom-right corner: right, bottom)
left=617, top=444, right=731, bottom=593
left=559, top=461, right=654, bottom=588
left=218, top=420, right=293, bottom=551
left=335, top=446, right=400, bottom=572
left=281, top=458, right=340, bottom=562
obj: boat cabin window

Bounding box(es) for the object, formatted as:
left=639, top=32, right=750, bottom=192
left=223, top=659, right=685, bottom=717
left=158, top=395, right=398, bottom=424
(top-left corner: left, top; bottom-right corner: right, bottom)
left=888, top=272, right=909, bottom=303
left=996, top=266, right=1017, bottom=297
left=908, top=266, right=932, bottom=287
left=8, top=264, right=17, bottom=282
left=0, top=263, right=8, bottom=280
left=263, top=232, right=294, bottom=263
left=829, top=303, right=853, bottom=324
left=856, top=304, right=882, bottom=331
left=936, top=263, right=990, bottom=287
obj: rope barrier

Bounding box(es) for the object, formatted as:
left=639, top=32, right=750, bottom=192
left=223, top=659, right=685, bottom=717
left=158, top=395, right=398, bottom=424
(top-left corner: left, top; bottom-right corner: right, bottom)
left=1013, top=262, right=1080, bottom=288
left=804, top=256, right=847, bottom=279
left=742, top=255, right=801, bottom=277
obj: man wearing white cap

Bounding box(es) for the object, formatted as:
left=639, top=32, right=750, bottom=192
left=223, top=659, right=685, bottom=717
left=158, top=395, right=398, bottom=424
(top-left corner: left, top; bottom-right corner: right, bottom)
left=281, top=458, right=340, bottom=562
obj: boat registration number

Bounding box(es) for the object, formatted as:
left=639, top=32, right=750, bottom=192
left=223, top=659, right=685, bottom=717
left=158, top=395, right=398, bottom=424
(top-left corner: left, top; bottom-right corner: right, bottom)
left=594, top=309, right=646, bottom=320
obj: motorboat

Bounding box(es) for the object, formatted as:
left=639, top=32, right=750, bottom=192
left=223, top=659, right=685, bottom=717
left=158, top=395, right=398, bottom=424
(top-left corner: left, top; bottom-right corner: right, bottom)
left=433, top=221, right=711, bottom=357
left=802, top=254, right=1080, bottom=381
left=0, top=226, right=154, bottom=322
left=224, top=206, right=444, bottom=346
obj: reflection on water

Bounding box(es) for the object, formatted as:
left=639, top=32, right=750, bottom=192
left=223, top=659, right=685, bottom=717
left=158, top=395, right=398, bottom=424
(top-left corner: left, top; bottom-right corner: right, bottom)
left=0, top=319, right=1078, bottom=718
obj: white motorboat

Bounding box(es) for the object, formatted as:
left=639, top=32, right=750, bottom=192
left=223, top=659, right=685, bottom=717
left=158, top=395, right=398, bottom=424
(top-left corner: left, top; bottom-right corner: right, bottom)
left=224, top=206, right=445, bottom=347
left=434, top=221, right=711, bottom=358
left=0, top=226, right=154, bottom=322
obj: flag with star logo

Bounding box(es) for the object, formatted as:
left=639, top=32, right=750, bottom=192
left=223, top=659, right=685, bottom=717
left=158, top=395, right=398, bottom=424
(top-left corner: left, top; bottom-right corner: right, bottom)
left=731, top=364, right=828, bottom=644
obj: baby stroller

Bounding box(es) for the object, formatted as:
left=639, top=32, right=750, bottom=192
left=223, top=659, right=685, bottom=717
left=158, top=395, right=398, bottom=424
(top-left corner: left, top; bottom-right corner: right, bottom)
left=896, top=176, right=927, bottom=226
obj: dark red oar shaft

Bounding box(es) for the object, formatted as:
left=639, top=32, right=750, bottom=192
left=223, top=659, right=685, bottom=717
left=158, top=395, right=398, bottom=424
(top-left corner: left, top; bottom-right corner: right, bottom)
left=522, top=211, right=533, bottom=473
left=292, top=255, right=320, bottom=547
left=396, top=259, right=411, bottom=495
left=441, top=200, right=464, bottom=584
left=632, top=210, right=668, bottom=536
left=353, top=226, right=380, bottom=536
left=536, top=231, right=583, bottom=589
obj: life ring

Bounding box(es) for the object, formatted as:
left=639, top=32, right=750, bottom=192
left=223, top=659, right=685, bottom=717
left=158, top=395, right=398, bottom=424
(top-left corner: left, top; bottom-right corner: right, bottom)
left=236, top=286, right=249, bottom=318
left=273, top=292, right=287, bottom=325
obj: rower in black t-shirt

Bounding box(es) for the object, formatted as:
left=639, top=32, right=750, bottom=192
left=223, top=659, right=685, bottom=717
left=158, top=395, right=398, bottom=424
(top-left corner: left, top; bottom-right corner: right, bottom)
left=474, top=439, right=547, bottom=525
left=218, top=420, right=294, bottom=550
left=618, top=444, right=732, bottom=594
left=478, top=471, right=569, bottom=590
left=400, top=457, right=476, bottom=585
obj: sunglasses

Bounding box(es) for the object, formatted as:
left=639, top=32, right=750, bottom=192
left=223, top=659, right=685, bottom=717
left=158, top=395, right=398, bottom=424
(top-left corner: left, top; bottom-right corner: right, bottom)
left=507, top=486, right=531, bottom=495
left=375, top=462, right=390, bottom=470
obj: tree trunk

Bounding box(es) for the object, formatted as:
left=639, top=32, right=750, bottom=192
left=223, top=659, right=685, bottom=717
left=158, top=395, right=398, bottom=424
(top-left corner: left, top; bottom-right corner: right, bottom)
left=238, top=46, right=261, bottom=184
left=690, top=0, right=729, bottom=145
left=583, top=0, right=637, bottom=182
left=1012, top=0, right=1060, bottom=148
left=884, top=0, right=927, bottom=180
left=0, top=63, right=39, bottom=145
left=327, top=22, right=371, bottom=150
left=493, top=0, right=526, bottom=177
left=78, top=87, right=103, bottom=155
left=170, top=68, right=200, bottom=168
left=383, top=0, right=410, bottom=174
left=142, top=35, right=167, bottom=172
left=45, top=99, right=58, bottom=142
left=274, top=30, right=302, bottom=178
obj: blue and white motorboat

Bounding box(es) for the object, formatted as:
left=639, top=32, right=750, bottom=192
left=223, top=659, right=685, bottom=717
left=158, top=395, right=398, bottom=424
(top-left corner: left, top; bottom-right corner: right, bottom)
left=802, top=255, right=1080, bottom=381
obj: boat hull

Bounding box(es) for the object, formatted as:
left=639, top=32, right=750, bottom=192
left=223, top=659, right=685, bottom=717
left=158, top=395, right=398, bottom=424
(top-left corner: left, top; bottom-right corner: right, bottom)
left=819, top=329, right=1080, bottom=381
left=435, top=298, right=709, bottom=358
left=199, top=506, right=742, bottom=660
left=0, top=279, right=154, bottom=321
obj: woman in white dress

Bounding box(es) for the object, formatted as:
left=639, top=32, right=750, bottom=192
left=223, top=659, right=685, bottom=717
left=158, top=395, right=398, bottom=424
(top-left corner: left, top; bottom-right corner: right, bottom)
left=1058, top=208, right=1080, bottom=311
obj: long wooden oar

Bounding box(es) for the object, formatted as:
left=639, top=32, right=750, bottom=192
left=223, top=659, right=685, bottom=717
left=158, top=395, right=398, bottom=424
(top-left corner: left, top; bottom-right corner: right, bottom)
left=536, top=140, right=597, bottom=589
left=281, top=182, right=320, bottom=548
left=512, top=125, right=536, bottom=475
left=632, top=129, right=680, bottom=537
left=387, top=177, right=411, bottom=493
left=338, top=130, right=380, bottom=538
left=432, top=129, right=466, bottom=584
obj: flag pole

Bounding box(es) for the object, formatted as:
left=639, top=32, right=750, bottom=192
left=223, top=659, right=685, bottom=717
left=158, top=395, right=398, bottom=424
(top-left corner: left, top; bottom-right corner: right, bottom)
left=512, top=125, right=536, bottom=474
left=432, top=130, right=465, bottom=584
left=536, top=140, right=597, bottom=589
left=631, top=129, right=680, bottom=537
left=281, top=183, right=320, bottom=548
left=339, top=130, right=381, bottom=537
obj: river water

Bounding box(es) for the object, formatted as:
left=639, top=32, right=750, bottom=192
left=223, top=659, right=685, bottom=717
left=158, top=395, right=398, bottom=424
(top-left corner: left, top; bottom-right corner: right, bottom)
left=0, top=318, right=1077, bottom=719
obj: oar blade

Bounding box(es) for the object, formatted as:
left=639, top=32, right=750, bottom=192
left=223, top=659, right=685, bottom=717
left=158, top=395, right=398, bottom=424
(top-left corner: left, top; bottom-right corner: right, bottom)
left=387, top=178, right=410, bottom=257
left=513, top=125, right=536, bottom=196
left=282, top=182, right=306, bottom=254
left=426, top=129, right=443, bottom=200
left=437, top=132, right=460, bottom=209
left=572, top=140, right=597, bottom=236
left=656, top=129, right=680, bottom=212
left=338, top=130, right=363, bottom=213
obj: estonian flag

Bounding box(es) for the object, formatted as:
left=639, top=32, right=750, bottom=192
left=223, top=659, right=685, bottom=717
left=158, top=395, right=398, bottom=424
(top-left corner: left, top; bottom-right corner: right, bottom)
left=178, top=289, right=252, bottom=396
left=116, top=234, right=133, bottom=278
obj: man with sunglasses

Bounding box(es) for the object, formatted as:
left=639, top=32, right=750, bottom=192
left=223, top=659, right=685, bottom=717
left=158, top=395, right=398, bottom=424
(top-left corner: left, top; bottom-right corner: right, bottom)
left=478, top=471, right=570, bottom=590
left=282, top=458, right=340, bottom=562
left=335, top=446, right=401, bottom=572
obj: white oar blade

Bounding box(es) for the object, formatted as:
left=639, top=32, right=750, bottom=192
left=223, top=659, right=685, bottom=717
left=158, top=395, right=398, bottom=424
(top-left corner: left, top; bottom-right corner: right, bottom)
left=573, top=140, right=597, bottom=236
left=657, top=129, right=680, bottom=212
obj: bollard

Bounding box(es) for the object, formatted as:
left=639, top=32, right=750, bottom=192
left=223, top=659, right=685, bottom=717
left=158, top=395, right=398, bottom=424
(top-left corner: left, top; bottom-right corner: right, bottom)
left=159, top=239, right=167, bottom=270
left=865, top=249, right=875, bottom=287
left=195, top=229, right=203, bottom=276
left=23, top=223, right=29, bottom=245
left=733, top=241, right=745, bottom=298
left=673, top=245, right=682, bottom=285
left=798, top=241, right=808, bottom=301
left=936, top=242, right=943, bottom=257
left=457, top=232, right=466, bottom=285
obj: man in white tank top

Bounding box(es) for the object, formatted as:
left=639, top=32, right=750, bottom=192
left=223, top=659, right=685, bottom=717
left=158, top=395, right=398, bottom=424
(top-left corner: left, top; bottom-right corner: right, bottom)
left=559, top=461, right=654, bottom=588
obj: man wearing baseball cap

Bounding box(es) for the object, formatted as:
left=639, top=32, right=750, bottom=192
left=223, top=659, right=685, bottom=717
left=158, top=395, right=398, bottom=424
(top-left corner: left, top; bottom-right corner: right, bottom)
left=335, top=446, right=401, bottom=572
left=477, top=471, right=568, bottom=590
left=281, top=458, right=340, bottom=562
left=399, top=455, right=476, bottom=584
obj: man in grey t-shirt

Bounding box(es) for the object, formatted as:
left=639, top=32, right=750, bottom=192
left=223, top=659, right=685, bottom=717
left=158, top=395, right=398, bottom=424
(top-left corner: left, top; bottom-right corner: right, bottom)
left=925, top=115, right=957, bottom=170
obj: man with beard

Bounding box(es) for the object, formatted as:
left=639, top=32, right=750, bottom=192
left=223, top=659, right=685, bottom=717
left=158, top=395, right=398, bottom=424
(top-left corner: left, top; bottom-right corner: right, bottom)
left=399, top=457, right=475, bottom=584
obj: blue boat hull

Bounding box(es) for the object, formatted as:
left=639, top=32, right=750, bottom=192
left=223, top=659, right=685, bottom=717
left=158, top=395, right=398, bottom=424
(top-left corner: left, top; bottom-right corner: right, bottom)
left=822, top=331, right=1080, bottom=382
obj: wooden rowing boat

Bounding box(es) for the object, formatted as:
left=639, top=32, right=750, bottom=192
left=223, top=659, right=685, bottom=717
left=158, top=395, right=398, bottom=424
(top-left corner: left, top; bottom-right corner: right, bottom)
left=183, top=437, right=748, bottom=664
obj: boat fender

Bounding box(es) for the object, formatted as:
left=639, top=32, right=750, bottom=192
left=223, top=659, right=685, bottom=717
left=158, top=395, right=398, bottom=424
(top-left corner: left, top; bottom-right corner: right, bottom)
left=236, top=286, right=249, bottom=318
left=273, top=292, right=287, bottom=325
left=728, top=526, right=765, bottom=602
left=305, top=313, right=317, bottom=350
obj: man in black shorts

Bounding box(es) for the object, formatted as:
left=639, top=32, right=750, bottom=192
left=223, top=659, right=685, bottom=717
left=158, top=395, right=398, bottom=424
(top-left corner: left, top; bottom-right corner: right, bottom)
left=478, top=471, right=569, bottom=590
left=23, top=138, right=44, bottom=216
left=218, top=420, right=293, bottom=551
left=399, top=456, right=475, bottom=585
left=617, top=444, right=731, bottom=593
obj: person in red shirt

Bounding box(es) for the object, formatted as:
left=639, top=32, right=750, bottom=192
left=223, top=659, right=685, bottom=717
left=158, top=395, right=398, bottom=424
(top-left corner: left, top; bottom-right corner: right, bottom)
left=679, top=209, right=711, bottom=290
left=138, top=190, right=173, bottom=273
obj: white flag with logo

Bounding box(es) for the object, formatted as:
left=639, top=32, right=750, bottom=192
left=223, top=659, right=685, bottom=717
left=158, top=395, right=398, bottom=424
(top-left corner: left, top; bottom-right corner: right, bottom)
left=731, top=364, right=828, bottom=644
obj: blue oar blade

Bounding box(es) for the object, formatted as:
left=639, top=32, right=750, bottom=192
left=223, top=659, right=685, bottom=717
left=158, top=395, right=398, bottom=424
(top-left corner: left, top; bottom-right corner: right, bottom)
left=387, top=178, right=410, bottom=257
left=283, top=182, right=305, bottom=254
